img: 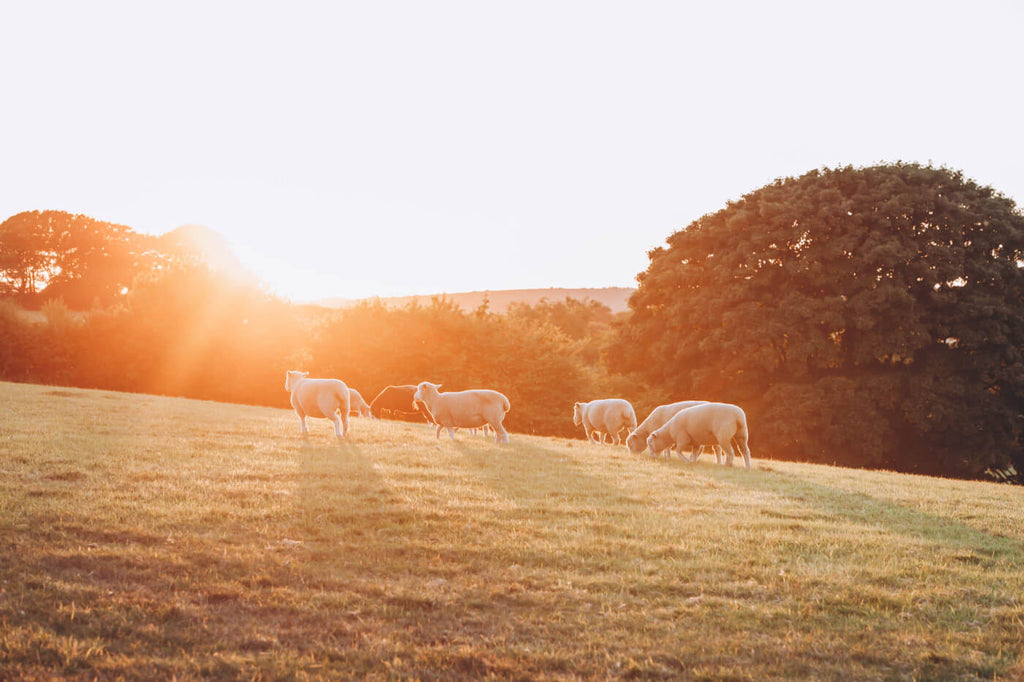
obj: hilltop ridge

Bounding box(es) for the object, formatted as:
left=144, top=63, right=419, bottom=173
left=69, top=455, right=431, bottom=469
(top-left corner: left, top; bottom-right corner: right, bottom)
left=314, top=286, right=635, bottom=313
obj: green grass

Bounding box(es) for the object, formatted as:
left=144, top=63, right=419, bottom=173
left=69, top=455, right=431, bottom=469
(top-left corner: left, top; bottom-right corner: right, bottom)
left=1, top=380, right=1023, bottom=680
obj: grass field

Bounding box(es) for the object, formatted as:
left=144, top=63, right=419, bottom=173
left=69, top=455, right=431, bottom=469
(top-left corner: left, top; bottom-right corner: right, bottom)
left=1, top=380, right=1023, bottom=680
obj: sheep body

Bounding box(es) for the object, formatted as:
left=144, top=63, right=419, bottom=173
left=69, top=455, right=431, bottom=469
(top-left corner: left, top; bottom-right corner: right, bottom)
left=626, top=400, right=708, bottom=455
left=413, top=382, right=511, bottom=444
left=646, top=402, right=750, bottom=468
left=348, top=388, right=372, bottom=417
left=573, top=399, right=638, bottom=445
left=285, top=370, right=350, bottom=439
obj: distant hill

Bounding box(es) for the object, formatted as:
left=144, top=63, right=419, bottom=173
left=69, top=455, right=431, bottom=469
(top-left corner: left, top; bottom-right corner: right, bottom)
left=315, top=287, right=636, bottom=314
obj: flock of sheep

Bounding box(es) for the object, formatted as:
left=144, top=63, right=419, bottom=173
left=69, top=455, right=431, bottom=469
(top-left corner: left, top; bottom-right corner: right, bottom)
left=285, top=370, right=751, bottom=468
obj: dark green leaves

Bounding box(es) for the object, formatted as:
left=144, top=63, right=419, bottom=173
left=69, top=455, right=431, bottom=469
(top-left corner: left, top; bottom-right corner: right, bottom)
left=617, top=163, right=1024, bottom=479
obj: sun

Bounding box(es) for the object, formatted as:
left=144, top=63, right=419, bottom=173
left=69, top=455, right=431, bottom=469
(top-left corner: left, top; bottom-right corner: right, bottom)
left=230, top=241, right=381, bottom=303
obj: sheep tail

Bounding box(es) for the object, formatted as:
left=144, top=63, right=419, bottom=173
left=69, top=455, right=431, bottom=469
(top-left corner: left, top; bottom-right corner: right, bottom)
left=733, top=417, right=749, bottom=450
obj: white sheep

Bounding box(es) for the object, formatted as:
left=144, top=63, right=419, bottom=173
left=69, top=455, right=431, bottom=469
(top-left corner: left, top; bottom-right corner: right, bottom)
left=413, top=382, right=511, bottom=444
left=573, top=399, right=637, bottom=446
left=646, top=402, right=751, bottom=468
left=626, top=400, right=704, bottom=454
left=348, top=388, right=373, bottom=417
left=285, top=370, right=351, bottom=439
left=625, top=400, right=722, bottom=461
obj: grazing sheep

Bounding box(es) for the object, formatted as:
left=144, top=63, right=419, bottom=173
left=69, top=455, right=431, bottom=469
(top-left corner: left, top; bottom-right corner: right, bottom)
left=573, top=399, right=637, bottom=446
left=369, top=385, right=436, bottom=423
left=413, top=382, right=511, bottom=444
left=646, top=402, right=751, bottom=468
left=626, top=400, right=707, bottom=454
left=285, top=370, right=350, bottom=439
left=626, top=400, right=723, bottom=461
left=348, top=388, right=373, bottom=417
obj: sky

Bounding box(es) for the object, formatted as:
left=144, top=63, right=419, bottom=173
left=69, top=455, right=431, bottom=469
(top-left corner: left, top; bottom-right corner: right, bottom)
left=2, top=1, right=1022, bottom=302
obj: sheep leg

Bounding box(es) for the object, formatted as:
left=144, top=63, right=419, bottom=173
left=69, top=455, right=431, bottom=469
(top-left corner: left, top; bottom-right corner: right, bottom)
left=446, top=426, right=457, bottom=441
left=713, top=445, right=724, bottom=465
left=491, top=423, right=510, bottom=444
left=298, top=415, right=309, bottom=436
left=435, top=424, right=444, bottom=439
left=721, top=441, right=736, bottom=466
left=733, top=437, right=751, bottom=468
left=331, top=413, right=344, bottom=439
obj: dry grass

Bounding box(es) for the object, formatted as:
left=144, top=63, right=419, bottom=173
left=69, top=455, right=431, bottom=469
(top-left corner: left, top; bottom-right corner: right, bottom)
left=1, top=380, right=1022, bottom=680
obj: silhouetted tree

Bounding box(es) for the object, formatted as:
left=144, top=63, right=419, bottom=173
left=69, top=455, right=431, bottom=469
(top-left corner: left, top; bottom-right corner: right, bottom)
left=0, top=213, right=53, bottom=300
left=615, top=163, right=1024, bottom=479
left=0, top=210, right=152, bottom=309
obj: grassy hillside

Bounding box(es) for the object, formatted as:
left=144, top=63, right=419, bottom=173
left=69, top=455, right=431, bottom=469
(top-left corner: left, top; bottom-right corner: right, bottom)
left=1, top=381, right=1022, bottom=680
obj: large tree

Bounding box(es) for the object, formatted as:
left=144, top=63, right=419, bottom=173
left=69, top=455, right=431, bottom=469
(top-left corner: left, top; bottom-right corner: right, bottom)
left=0, top=210, right=152, bottom=308
left=615, top=163, right=1024, bottom=479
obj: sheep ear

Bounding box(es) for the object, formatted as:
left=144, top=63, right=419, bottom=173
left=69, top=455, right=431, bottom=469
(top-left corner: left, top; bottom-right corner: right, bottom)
left=302, top=371, right=309, bottom=376
left=436, top=384, right=443, bottom=390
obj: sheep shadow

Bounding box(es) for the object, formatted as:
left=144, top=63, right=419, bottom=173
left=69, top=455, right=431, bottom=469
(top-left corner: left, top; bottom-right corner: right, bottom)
left=697, top=463, right=1024, bottom=562
left=291, top=441, right=420, bottom=542
left=451, top=440, right=644, bottom=512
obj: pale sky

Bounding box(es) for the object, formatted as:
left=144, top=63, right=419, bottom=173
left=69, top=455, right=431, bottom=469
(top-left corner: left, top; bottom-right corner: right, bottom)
left=2, top=1, right=1022, bottom=301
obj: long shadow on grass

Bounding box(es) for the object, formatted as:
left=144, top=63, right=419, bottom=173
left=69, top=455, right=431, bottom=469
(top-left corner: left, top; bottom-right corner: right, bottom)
left=452, top=440, right=637, bottom=509
left=696, top=464, right=1024, bottom=562
left=292, top=440, right=416, bottom=545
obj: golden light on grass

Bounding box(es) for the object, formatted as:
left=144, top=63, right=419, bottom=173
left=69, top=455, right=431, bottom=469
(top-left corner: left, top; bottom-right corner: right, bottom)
left=1, top=380, right=1023, bottom=679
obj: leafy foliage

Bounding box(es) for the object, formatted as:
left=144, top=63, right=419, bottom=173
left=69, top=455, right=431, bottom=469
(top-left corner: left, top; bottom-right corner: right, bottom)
left=615, top=163, right=1024, bottom=478
left=0, top=211, right=153, bottom=309
left=309, top=298, right=598, bottom=436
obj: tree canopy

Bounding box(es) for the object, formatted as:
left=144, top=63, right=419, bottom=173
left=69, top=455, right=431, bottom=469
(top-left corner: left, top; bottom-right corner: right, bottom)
left=0, top=210, right=154, bottom=309
left=309, top=298, right=598, bottom=436
left=614, top=163, right=1024, bottom=479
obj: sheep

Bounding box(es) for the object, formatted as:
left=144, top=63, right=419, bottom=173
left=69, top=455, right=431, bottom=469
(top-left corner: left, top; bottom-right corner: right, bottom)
left=285, top=370, right=350, bottom=439
left=413, top=381, right=511, bottom=444
left=369, top=385, right=436, bottom=423
left=646, top=402, right=751, bottom=468
left=626, top=400, right=723, bottom=461
left=626, top=400, right=705, bottom=454
left=573, top=399, right=638, bottom=446
left=348, top=388, right=373, bottom=417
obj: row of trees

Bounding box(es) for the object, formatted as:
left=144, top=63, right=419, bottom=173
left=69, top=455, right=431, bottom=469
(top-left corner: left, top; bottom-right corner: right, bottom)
left=0, top=275, right=623, bottom=437
left=3, top=163, right=1023, bottom=481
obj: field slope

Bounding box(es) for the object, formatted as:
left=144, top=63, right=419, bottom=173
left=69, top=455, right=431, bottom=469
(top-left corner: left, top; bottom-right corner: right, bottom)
left=1, top=381, right=1023, bottom=680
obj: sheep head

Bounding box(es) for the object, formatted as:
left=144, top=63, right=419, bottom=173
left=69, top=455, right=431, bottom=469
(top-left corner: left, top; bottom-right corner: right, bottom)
left=285, top=370, right=309, bottom=391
